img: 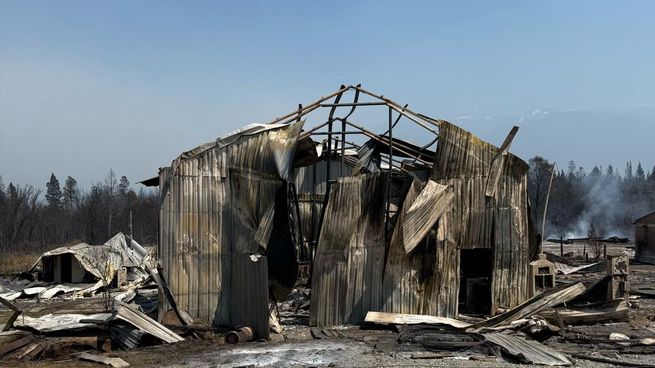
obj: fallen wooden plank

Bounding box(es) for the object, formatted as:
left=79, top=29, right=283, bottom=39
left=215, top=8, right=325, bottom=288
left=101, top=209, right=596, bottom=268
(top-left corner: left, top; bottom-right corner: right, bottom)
left=78, top=352, right=130, bottom=367
left=484, top=332, right=571, bottom=366
left=0, top=295, right=22, bottom=332
left=539, top=299, right=628, bottom=325
left=0, top=335, right=33, bottom=358
left=113, top=302, right=184, bottom=343
left=364, top=311, right=471, bottom=329
left=471, top=283, right=586, bottom=330
left=410, top=351, right=458, bottom=359
left=15, top=341, right=45, bottom=361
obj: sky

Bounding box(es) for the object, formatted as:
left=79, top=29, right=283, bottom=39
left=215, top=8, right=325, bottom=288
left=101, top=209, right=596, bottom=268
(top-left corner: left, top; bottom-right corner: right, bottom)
left=1, top=1, right=654, bottom=189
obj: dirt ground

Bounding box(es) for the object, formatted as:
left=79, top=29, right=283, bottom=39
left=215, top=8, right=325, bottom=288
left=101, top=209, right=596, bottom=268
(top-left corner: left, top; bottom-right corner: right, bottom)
left=5, top=244, right=655, bottom=367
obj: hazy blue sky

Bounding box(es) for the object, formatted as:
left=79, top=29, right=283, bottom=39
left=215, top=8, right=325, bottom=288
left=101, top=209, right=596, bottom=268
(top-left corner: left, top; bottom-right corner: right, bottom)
left=1, top=1, right=654, bottom=189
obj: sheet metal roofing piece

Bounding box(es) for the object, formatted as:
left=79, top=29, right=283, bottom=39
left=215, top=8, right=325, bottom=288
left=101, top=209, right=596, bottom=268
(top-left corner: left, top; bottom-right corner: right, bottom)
left=113, top=302, right=184, bottom=343
left=14, top=313, right=112, bottom=333
left=471, top=282, right=586, bottom=331
left=484, top=332, right=571, bottom=366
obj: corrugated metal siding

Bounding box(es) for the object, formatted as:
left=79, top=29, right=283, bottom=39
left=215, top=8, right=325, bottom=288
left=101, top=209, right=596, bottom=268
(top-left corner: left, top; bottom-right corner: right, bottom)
left=431, top=121, right=530, bottom=312
left=293, top=158, right=355, bottom=258
left=158, top=122, right=303, bottom=338
left=381, top=178, right=460, bottom=317
left=309, top=173, right=386, bottom=326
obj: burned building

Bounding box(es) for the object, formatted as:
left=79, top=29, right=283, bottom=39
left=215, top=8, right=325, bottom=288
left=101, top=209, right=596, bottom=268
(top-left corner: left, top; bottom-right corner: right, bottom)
left=635, top=211, right=655, bottom=264
left=28, top=233, right=151, bottom=291
left=145, top=85, right=536, bottom=337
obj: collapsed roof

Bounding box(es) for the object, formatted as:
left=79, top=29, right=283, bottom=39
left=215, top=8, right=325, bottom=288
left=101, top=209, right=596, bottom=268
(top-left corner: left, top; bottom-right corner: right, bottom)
left=150, top=85, right=536, bottom=338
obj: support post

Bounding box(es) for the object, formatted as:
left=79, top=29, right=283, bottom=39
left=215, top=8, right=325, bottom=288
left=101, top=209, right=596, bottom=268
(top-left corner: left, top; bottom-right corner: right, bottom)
left=385, top=107, right=394, bottom=245
left=539, top=163, right=556, bottom=255
left=560, top=236, right=564, bottom=258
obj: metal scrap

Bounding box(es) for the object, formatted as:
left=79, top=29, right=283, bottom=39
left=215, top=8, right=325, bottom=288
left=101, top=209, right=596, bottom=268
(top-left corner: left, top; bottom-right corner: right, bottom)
left=112, top=302, right=183, bottom=344
left=483, top=332, right=571, bottom=366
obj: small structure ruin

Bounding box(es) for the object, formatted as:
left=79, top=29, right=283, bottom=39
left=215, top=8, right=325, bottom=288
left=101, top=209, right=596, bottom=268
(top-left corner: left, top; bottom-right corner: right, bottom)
left=24, top=233, right=152, bottom=296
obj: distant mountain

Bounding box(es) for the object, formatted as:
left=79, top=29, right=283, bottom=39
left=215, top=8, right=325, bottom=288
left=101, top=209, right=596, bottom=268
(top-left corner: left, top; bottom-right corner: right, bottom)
left=451, top=108, right=655, bottom=172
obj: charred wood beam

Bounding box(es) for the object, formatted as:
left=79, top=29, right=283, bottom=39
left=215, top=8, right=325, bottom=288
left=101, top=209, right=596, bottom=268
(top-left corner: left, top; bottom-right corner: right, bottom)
left=0, top=295, right=22, bottom=332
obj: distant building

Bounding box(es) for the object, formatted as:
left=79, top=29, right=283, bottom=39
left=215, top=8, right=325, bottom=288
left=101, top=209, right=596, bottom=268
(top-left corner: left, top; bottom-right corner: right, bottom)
left=635, top=211, right=655, bottom=264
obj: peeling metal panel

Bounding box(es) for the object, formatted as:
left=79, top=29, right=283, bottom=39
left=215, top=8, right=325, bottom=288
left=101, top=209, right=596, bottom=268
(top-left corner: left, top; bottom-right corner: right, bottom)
left=431, top=121, right=531, bottom=312
left=402, top=180, right=454, bottom=254
left=309, top=173, right=386, bottom=326
left=158, top=122, right=303, bottom=338
left=382, top=178, right=460, bottom=317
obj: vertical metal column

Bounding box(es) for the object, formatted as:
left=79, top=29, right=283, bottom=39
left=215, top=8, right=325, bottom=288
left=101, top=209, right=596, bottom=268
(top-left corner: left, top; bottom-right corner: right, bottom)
left=385, top=106, right=394, bottom=245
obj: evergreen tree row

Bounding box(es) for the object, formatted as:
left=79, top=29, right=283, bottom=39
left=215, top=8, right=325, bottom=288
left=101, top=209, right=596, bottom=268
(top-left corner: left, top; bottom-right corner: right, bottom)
left=0, top=170, right=158, bottom=253
left=528, top=158, right=655, bottom=239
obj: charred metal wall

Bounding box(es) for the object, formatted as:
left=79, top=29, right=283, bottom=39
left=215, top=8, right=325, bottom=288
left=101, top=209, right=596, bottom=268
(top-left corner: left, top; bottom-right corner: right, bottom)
left=158, top=123, right=303, bottom=338
left=309, top=173, right=386, bottom=326
left=381, top=178, right=459, bottom=317
left=431, top=121, right=531, bottom=313
left=293, top=158, right=355, bottom=260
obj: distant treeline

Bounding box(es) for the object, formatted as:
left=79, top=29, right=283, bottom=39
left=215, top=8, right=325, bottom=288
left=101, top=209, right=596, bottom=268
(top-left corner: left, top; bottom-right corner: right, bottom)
left=528, top=158, right=655, bottom=239
left=0, top=170, right=158, bottom=253
left=2, top=158, right=653, bottom=253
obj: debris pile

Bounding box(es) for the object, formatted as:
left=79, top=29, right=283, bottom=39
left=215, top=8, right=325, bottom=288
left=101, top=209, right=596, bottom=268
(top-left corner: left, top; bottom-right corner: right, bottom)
left=0, top=233, right=185, bottom=366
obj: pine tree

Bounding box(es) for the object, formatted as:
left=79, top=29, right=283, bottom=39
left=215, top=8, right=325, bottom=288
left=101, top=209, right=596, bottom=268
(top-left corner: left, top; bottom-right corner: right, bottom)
left=568, top=161, right=577, bottom=178
left=0, top=175, right=5, bottom=203
left=636, top=162, right=645, bottom=180
left=7, top=182, right=17, bottom=201
left=590, top=166, right=601, bottom=176
left=118, top=176, right=130, bottom=196
left=45, top=173, right=62, bottom=208
left=625, top=162, right=633, bottom=181
left=62, top=176, right=80, bottom=210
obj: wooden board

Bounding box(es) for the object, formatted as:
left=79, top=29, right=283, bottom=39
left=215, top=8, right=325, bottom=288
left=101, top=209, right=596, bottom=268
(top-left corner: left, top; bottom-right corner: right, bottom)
left=364, top=311, right=471, bottom=329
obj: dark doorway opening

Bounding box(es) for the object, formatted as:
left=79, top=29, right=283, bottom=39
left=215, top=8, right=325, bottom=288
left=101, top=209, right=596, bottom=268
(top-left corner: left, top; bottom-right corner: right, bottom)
left=458, top=249, right=493, bottom=315
left=60, top=253, right=73, bottom=283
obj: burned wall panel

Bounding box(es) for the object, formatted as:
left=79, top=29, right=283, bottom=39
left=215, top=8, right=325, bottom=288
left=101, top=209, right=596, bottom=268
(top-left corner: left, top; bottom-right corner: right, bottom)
left=431, top=121, right=530, bottom=314
left=158, top=122, right=303, bottom=338
left=310, top=173, right=386, bottom=326
left=381, top=178, right=458, bottom=317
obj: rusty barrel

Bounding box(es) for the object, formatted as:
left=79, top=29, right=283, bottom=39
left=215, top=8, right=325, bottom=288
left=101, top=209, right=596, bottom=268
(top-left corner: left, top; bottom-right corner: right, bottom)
left=225, top=327, right=253, bottom=344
